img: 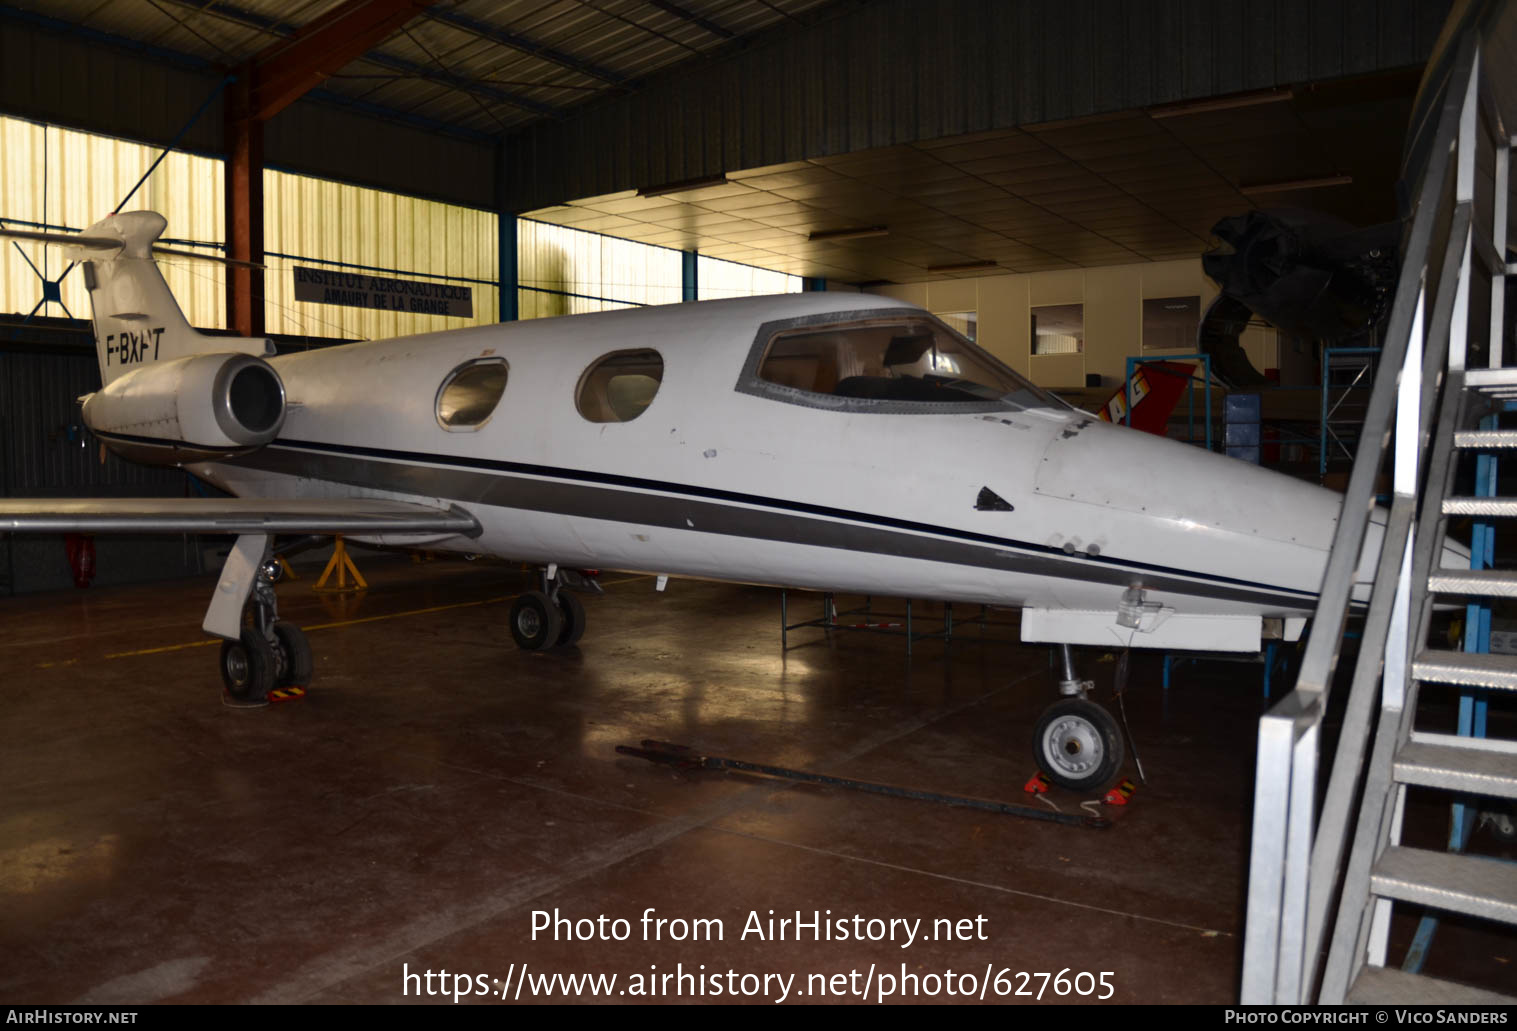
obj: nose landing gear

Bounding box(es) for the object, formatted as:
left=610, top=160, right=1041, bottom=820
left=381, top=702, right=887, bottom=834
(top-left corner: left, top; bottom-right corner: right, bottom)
left=1033, top=697, right=1124, bottom=792
left=1031, top=644, right=1126, bottom=792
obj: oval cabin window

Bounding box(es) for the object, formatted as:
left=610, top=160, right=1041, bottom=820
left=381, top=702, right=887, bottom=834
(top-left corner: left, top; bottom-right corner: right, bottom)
left=576, top=349, right=664, bottom=423
left=436, top=359, right=508, bottom=430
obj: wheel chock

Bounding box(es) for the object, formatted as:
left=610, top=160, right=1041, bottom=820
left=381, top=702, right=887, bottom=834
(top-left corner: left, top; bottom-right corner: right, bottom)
left=1023, top=771, right=1051, bottom=794
left=1102, top=778, right=1137, bottom=806
left=268, top=685, right=307, bottom=704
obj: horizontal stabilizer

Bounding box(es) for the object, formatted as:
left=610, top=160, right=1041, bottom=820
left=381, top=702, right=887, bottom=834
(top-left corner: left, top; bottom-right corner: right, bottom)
left=0, top=226, right=123, bottom=255
left=0, top=498, right=479, bottom=536
left=0, top=226, right=255, bottom=267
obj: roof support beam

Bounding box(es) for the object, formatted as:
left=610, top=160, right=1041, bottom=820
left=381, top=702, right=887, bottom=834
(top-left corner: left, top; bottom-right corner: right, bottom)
left=160, top=0, right=559, bottom=120
left=424, top=9, right=628, bottom=87
left=646, top=0, right=733, bottom=40
left=248, top=0, right=432, bottom=121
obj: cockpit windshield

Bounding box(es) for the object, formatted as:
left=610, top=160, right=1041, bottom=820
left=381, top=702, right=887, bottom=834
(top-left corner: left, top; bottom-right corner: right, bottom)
left=753, top=315, right=1064, bottom=412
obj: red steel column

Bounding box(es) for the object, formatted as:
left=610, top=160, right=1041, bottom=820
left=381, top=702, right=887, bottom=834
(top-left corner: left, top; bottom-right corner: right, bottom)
left=221, top=2, right=431, bottom=335
left=225, top=67, right=265, bottom=338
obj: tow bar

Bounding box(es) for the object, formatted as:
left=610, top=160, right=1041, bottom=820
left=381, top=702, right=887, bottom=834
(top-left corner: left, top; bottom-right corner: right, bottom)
left=616, top=740, right=1111, bottom=830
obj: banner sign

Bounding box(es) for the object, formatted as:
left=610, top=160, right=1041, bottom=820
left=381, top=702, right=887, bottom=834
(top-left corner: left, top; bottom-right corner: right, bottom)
left=293, top=266, right=473, bottom=318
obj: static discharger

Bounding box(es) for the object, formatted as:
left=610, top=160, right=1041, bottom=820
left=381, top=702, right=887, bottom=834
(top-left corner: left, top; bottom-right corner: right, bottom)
left=617, top=740, right=1111, bottom=830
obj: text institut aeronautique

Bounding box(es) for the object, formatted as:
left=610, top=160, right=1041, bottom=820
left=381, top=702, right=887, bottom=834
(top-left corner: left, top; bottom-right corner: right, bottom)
left=400, top=908, right=1120, bottom=1003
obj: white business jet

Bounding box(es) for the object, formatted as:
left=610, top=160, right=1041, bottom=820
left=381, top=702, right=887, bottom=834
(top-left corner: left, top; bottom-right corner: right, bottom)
left=0, top=211, right=1397, bottom=790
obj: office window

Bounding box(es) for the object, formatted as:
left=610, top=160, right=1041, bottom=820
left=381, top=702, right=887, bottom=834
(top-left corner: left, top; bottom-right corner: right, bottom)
left=1142, top=296, right=1201, bottom=351
left=1032, top=303, right=1084, bottom=355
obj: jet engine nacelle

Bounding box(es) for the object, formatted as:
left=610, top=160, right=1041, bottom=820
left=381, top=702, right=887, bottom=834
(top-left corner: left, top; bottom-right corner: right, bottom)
left=82, top=352, right=286, bottom=462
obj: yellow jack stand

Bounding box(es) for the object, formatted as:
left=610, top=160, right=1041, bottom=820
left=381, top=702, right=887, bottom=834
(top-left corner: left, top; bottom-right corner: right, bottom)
left=314, top=535, right=368, bottom=593
left=276, top=555, right=299, bottom=581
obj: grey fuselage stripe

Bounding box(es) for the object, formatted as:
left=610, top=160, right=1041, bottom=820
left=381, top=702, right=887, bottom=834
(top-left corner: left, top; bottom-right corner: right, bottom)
left=222, top=443, right=1317, bottom=611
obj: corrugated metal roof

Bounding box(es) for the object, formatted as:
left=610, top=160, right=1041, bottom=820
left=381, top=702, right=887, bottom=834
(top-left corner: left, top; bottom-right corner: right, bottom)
left=520, top=66, right=1427, bottom=284
left=4, top=0, right=833, bottom=137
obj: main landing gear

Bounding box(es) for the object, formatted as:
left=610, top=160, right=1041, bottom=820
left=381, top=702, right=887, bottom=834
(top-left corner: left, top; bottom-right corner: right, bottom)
left=219, top=553, right=312, bottom=706
left=509, top=565, right=597, bottom=651
left=1031, top=644, right=1125, bottom=792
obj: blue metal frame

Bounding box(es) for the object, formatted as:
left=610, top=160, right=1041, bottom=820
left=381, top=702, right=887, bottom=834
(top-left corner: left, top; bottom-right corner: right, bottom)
left=499, top=214, right=518, bottom=322
left=1124, top=353, right=1213, bottom=450
left=682, top=250, right=698, bottom=302
left=1163, top=640, right=1282, bottom=699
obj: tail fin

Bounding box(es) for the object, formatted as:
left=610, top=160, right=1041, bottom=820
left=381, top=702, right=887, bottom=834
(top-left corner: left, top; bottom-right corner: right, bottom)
left=75, top=211, right=271, bottom=386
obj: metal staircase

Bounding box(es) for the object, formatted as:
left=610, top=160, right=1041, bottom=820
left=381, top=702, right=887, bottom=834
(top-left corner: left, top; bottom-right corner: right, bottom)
left=1241, top=21, right=1517, bottom=1005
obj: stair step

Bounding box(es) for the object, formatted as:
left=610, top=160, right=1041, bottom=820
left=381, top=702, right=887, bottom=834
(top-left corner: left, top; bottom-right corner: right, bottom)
left=1371, top=846, right=1517, bottom=924
left=1347, top=965, right=1517, bottom=1005
left=1394, top=739, right=1517, bottom=798
left=1465, top=366, right=1517, bottom=394
left=1455, top=428, right=1517, bottom=449
left=1413, top=649, right=1517, bottom=689
left=1427, top=568, right=1517, bottom=596
left=1444, top=497, right=1517, bottom=516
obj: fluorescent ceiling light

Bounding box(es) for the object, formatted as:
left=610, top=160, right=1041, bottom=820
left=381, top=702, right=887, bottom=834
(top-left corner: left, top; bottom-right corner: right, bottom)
left=637, top=174, right=728, bottom=197
left=1240, top=175, right=1353, bottom=196
left=809, top=225, right=889, bottom=242
left=927, top=260, right=998, bottom=273
left=1148, top=88, right=1294, bottom=119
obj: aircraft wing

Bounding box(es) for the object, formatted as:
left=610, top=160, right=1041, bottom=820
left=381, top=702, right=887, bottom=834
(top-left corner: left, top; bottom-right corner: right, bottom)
left=0, top=498, right=479, bottom=536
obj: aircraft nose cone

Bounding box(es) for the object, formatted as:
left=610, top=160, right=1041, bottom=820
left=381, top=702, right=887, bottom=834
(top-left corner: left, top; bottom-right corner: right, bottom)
left=1034, top=417, right=1343, bottom=553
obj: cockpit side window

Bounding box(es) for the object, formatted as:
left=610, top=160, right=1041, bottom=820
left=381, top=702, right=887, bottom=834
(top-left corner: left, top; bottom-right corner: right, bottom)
left=436, top=358, right=508, bottom=430
left=577, top=349, right=665, bottom=423
left=740, top=310, right=1065, bottom=414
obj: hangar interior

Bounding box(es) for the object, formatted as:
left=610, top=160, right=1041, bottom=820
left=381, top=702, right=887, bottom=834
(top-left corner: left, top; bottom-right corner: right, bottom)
left=1, top=0, right=1514, bottom=1007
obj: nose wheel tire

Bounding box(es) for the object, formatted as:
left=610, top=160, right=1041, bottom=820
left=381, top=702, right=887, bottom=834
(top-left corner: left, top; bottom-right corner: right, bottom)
left=1033, top=697, right=1124, bottom=792
left=510, top=590, right=563, bottom=650
left=556, top=590, right=587, bottom=648
left=220, top=628, right=276, bottom=705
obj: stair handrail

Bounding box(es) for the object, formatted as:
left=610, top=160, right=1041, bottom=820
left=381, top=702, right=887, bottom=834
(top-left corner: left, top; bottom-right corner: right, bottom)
left=1239, top=32, right=1485, bottom=1005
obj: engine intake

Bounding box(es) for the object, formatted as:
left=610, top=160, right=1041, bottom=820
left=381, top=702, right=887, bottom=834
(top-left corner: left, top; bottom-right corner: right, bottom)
left=82, top=352, right=287, bottom=462
left=218, top=357, right=284, bottom=442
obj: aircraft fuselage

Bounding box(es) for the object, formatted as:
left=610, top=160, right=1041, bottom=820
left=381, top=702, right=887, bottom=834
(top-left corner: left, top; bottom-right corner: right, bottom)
left=165, top=294, right=1353, bottom=652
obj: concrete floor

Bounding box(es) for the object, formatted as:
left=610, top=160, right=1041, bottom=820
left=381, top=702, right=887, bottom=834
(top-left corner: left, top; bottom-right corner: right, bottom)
left=0, top=553, right=1494, bottom=1004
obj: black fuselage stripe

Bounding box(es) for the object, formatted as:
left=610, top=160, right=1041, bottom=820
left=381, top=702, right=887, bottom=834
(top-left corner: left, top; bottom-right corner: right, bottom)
left=271, top=437, right=1319, bottom=600
left=208, top=438, right=1319, bottom=610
